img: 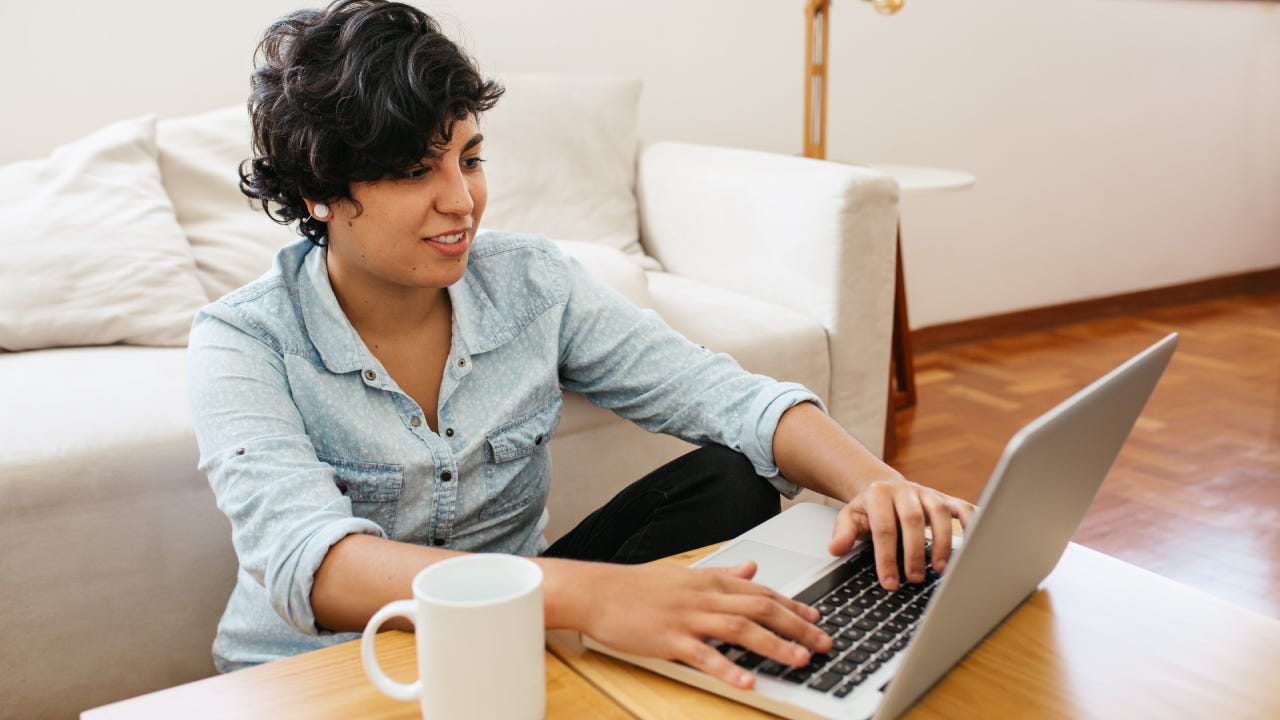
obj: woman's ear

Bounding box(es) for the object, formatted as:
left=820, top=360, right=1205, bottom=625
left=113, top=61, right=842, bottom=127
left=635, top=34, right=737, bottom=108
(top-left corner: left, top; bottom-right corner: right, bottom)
left=304, top=199, right=332, bottom=221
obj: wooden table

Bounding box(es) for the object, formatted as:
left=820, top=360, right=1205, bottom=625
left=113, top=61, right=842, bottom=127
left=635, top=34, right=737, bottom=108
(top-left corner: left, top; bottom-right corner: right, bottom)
left=80, top=643, right=628, bottom=719
left=85, top=542, right=1280, bottom=719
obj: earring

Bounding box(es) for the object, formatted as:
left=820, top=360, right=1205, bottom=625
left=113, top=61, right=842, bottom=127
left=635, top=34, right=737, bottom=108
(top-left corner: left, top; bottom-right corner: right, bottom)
left=313, top=203, right=330, bottom=220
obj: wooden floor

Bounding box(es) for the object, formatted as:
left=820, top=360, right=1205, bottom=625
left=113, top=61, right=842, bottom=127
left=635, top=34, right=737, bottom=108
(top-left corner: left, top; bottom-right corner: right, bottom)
left=888, top=290, right=1280, bottom=620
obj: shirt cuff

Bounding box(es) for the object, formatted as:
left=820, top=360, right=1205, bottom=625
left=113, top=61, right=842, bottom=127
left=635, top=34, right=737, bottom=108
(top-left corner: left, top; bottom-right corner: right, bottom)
left=274, top=517, right=386, bottom=636
left=737, top=383, right=826, bottom=500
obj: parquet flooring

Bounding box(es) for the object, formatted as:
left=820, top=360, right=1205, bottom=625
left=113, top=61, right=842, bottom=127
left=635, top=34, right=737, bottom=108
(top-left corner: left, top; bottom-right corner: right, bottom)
left=889, top=291, right=1280, bottom=619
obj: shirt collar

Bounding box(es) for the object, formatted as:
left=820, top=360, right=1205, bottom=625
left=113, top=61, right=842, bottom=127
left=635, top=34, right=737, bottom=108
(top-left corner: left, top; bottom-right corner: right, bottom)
left=296, top=244, right=369, bottom=374
left=294, top=242, right=522, bottom=375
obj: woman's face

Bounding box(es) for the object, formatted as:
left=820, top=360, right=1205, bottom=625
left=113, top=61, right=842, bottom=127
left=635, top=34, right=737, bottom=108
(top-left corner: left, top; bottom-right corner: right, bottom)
left=319, top=115, right=488, bottom=295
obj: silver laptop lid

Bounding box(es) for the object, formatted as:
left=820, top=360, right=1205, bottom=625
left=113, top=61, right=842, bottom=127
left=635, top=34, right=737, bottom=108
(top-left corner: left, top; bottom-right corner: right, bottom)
left=874, top=333, right=1178, bottom=719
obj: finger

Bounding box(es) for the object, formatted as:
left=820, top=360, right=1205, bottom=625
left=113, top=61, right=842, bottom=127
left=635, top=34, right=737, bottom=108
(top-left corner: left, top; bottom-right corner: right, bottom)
left=697, top=592, right=831, bottom=668
left=951, top=498, right=976, bottom=529
left=894, top=491, right=928, bottom=584
left=924, top=494, right=954, bottom=573
left=707, top=561, right=758, bottom=582
left=828, top=504, right=866, bottom=556
left=675, top=636, right=757, bottom=689
left=700, top=570, right=821, bottom=625
left=863, top=489, right=902, bottom=590
left=706, top=609, right=818, bottom=669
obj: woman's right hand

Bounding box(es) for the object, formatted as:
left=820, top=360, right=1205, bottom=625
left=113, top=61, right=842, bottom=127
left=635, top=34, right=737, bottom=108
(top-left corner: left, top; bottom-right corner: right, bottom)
left=540, top=558, right=831, bottom=689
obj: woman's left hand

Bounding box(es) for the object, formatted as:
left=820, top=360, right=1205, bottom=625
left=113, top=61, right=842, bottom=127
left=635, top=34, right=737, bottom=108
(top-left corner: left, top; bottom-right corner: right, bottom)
left=828, top=475, right=975, bottom=590
left=772, top=402, right=976, bottom=589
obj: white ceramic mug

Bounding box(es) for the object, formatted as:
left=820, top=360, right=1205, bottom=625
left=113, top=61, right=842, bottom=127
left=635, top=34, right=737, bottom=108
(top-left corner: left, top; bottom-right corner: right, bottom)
left=362, top=554, right=545, bottom=719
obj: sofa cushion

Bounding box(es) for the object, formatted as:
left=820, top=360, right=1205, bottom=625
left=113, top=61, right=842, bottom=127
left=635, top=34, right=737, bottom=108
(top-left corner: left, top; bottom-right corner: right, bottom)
left=0, top=115, right=207, bottom=351
left=480, top=74, right=655, bottom=268
left=157, top=106, right=297, bottom=301
left=645, top=271, right=831, bottom=393
left=0, top=346, right=204, bottom=510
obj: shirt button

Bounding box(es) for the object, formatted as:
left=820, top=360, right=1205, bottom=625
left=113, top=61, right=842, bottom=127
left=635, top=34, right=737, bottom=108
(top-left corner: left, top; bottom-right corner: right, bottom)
left=410, top=415, right=422, bottom=427
left=364, top=369, right=377, bottom=381
left=534, top=434, right=544, bottom=446
left=440, top=470, right=453, bottom=482
left=457, top=358, right=467, bottom=368
left=445, top=428, right=455, bottom=437
left=432, top=537, right=446, bottom=546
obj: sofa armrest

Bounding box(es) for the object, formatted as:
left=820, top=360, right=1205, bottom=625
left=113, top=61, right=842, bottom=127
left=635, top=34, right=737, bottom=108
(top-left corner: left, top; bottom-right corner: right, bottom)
left=636, top=141, right=899, bottom=455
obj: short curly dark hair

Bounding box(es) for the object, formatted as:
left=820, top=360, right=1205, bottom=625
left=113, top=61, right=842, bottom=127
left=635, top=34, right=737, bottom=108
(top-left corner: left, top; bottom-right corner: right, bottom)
left=239, top=0, right=504, bottom=245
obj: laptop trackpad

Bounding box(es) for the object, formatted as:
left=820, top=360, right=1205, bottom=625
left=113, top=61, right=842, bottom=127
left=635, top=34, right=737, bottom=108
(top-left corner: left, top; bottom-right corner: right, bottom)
left=697, top=540, right=833, bottom=593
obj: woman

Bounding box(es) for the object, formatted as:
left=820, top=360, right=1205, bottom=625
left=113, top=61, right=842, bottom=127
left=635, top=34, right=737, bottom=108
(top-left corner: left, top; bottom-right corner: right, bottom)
left=188, top=0, right=973, bottom=689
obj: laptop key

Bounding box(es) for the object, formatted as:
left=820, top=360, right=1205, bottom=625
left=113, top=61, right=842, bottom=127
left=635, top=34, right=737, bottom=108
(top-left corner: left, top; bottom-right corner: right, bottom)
left=853, top=617, right=879, bottom=631
left=838, top=626, right=867, bottom=641
left=834, top=672, right=867, bottom=698
left=833, top=659, right=859, bottom=674
left=734, top=652, right=765, bottom=669
left=808, top=652, right=833, bottom=669
left=831, top=636, right=854, bottom=651
left=756, top=660, right=787, bottom=677
left=809, top=672, right=843, bottom=693
left=852, top=574, right=874, bottom=588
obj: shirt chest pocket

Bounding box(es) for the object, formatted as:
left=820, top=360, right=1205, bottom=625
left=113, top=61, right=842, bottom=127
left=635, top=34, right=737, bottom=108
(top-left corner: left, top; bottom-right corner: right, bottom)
left=480, top=398, right=561, bottom=521
left=319, top=455, right=406, bottom=537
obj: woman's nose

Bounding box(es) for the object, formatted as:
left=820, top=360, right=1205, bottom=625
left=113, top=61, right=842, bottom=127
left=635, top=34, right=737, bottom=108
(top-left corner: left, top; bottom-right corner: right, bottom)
left=434, top=166, right=474, bottom=216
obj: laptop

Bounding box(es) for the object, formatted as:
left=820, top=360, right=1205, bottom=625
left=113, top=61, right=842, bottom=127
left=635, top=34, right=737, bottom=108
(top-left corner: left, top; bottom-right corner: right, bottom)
left=583, top=332, right=1178, bottom=719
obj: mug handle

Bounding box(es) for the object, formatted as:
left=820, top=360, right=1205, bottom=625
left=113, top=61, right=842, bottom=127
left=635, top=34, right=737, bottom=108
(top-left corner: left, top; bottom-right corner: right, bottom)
left=361, top=600, right=422, bottom=701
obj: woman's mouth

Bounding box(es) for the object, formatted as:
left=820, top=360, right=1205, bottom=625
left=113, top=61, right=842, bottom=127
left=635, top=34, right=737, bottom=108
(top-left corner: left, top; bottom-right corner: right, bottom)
left=431, top=231, right=465, bottom=244
left=423, top=229, right=470, bottom=257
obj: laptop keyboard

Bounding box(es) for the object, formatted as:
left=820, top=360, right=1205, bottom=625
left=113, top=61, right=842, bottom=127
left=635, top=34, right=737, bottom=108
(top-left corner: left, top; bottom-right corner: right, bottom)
left=722, top=544, right=940, bottom=698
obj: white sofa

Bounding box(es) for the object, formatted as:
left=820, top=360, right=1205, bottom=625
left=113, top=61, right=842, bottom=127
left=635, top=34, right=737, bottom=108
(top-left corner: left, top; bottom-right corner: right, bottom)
left=0, top=75, right=899, bottom=718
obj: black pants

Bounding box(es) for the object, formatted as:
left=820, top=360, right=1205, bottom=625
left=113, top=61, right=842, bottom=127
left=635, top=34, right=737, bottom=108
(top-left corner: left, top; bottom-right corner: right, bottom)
left=543, top=445, right=781, bottom=564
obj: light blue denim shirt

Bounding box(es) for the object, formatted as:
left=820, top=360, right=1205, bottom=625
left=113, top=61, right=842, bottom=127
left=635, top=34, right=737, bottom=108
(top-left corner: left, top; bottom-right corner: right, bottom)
left=187, top=232, right=820, bottom=671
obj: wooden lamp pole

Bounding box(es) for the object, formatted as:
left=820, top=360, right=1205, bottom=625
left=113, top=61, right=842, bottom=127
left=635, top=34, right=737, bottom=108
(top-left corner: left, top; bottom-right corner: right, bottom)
left=803, top=0, right=903, bottom=160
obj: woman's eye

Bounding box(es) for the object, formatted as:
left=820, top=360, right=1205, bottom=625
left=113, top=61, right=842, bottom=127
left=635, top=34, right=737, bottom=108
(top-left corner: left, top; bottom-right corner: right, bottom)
left=462, top=156, right=486, bottom=170
left=405, top=166, right=430, bottom=180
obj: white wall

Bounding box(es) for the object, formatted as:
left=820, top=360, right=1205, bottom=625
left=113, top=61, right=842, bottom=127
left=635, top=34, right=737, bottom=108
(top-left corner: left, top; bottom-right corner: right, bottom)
left=6, top=0, right=1278, bottom=327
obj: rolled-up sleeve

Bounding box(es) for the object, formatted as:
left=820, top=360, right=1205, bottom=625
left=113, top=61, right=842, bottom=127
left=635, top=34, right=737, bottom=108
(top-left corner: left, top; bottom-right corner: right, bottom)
left=187, top=311, right=384, bottom=636
left=737, top=384, right=826, bottom=498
